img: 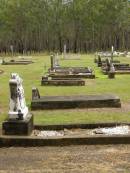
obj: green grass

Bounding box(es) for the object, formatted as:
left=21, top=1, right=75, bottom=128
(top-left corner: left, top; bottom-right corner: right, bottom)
left=0, top=54, right=130, bottom=126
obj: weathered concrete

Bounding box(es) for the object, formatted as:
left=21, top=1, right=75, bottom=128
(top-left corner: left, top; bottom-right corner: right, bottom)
left=31, top=94, right=121, bottom=110
left=48, top=73, right=95, bottom=79
left=41, top=78, right=85, bottom=86
left=35, top=123, right=130, bottom=131
left=102, top=63, right=130, bottom=75
left=2, top=114, right=33, bottom=136
left=0, top=123, right=130, bottom=146
left=2, top=60, right=33, bottom=65
left=108, top=72, right=115, bottom=79
left=49, top=67, right=93, bottom=74
left=1, top=135, right=130, bottom=147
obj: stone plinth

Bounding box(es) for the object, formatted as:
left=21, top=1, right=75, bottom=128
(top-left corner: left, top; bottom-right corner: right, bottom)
left=31, top=95, right=121, bottom=110
left=2, top=114, right=33, bottom=136
left=108, top=72, right=115, bottom=79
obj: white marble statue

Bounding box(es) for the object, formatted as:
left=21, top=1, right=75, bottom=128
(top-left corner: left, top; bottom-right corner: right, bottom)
left=8, top=73, right=29, bottom=120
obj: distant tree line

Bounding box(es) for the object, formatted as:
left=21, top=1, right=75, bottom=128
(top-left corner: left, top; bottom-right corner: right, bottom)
left=0, top=0, right=129, bottom=53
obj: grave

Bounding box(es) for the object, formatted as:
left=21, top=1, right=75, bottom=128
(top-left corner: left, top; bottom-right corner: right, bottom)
left=47, top=55, right=95, bottom=79
left=95, top=56, right=120, bottom=65
left=2, top=122, right=130, bottom=146
left=2, top=73, right=33, bottom=135
left=2, top=59, right=33, bottom=65
left=62, top=44, right=81, bottom=60
left=101, top=58, right=130, bottom=75
left=95, top=47, right=120, bottom=64
left=31, top=88, right=121, bottom=110
left=41, top=76, right=85, bottom=86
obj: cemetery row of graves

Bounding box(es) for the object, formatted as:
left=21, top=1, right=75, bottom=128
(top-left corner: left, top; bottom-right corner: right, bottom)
left=1, top=49, right=130, bottom=146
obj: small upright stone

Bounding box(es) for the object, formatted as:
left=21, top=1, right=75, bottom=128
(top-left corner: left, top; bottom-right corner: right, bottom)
left=97, top=55, right=102, bottom=67
left=106, top=58, right=111, bottom=72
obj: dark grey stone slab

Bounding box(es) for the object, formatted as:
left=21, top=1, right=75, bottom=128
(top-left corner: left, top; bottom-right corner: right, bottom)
left=2, top=60, right=33, bottom=65
left=41, top=79, right=85, bottom=86
left=1, top=135, right=130, bottom=147
left=31, top=94, right=121, bottom=110
left=48, top=73, right=95, bottom=79
left=2, top=114, right=33, bottom=136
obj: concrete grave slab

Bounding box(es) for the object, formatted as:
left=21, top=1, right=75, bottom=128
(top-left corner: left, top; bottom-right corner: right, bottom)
left=31, top=88, right=121, bottom=110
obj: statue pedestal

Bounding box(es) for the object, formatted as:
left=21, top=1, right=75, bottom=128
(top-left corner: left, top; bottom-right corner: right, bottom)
left=2, top=113, right=33, bottom=136
left=108, top=72, right=115, bottom=79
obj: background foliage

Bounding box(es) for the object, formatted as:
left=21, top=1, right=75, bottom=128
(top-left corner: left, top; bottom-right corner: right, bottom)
left=0, top=0, right=129, bottom=53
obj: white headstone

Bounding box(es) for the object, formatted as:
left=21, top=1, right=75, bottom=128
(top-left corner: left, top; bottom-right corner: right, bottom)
left=112, top=46, right=114, bottom=53
left=63, top=44, right=67, bottom=59
left=8, top=73, right=29, bottom=120
left=62, top=0, right=73, bottom=5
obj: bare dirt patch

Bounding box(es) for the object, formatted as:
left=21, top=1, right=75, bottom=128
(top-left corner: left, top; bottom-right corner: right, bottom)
left=0, top=145, right=130, bottom=173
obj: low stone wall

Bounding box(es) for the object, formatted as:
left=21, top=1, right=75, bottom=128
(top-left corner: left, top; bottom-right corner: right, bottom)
left=0, top=123, right=130, bottom=147
left=35, top=122, right=130, bottom=131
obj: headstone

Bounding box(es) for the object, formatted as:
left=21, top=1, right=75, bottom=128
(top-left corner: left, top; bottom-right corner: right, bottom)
left=62, top=0, right=73, bottom=5
left=111, top=46, right=114, bottom=61
left=106, top=58, right=111, bottom=72
left=8, top=73, right=29, bottom=120
left=50, top=55, right=54, bottom=71
left=32, top=87, right=40, bottom=100
left=97, top=55, right=102, bottom=67
left=63, top=44, right=67, bottom=59
left=55, top=53, right=60, bottom=67
left=2, top=73, right=33, bottom=135
left=108, top=63, right=115, bottom=79
left=10, top=45, right=14, bottom=59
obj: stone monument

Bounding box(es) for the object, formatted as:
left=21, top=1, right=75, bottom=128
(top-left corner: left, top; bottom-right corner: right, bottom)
left=108, top=63, right=115, bottom=79
left=111, top=46, right=114, bottom=61
left=2, top=73, right=33, bottom=135
left=54, top=53, right=60, bottom=67
left=50, top=55, right=55, bottom=71
left=63, top=44, right=67, bottom=59
left=97, top=55, right=102, bottom=67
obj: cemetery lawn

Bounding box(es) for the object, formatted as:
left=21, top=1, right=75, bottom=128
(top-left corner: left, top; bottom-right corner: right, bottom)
left=0, top=54, right=130, bottom=126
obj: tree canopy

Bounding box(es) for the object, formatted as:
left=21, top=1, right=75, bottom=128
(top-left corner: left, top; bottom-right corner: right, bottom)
left=0, top=0, right=129, bottom=53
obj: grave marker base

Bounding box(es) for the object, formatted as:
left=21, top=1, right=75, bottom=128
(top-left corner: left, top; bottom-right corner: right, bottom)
left=2, top=113, right=33, bottom=136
